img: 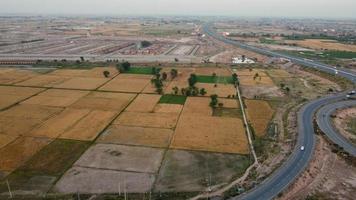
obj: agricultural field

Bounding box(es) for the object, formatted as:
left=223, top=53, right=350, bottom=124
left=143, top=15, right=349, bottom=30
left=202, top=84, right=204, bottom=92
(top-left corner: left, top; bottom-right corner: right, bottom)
left=0, top=66, right=257, bottom=198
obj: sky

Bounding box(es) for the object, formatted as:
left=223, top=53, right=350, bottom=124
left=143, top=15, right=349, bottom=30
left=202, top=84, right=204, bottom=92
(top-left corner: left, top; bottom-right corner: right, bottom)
left=0, top=0, right=355, bottom=19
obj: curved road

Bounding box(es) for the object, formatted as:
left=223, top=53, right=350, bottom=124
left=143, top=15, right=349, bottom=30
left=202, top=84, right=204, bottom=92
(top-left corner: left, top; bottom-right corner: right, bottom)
left=202, top=24, right=356, bottom=200
left=316, top=100, right=356, bottom=156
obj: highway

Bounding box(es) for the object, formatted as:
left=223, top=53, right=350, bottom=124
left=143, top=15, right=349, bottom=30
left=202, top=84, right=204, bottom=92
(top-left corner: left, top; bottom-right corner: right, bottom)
left=203, top=23, right=356, bottom=200
left=316, top=100, right=356, bottom=156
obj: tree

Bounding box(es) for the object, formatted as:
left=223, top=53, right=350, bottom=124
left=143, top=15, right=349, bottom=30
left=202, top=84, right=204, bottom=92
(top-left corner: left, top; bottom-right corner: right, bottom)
left=218, top=102, right=224, bottom=108
left=191, top=87, right=199, bottom=96
left=210, top=94, right=218, bottom=107
left=280, top=83, right=285, bottom=89
left=172, top=86, right=179, bottom=95
left=162, top=72, right=168, bottom=81
left=121, top=61, right=131, bottom=71
left=174, top=58, right=179, bottom=62
left=170, top=69, right=178, bottom=79
left=103, top=71, right=110, bottom=78
left=141, top=41, right=152, bottom=48
left=200, top=88, right=207, bottom=96
left=285, top=87, right=290, bottom=93
left=188, top=74, right=197, bottom=87
left=80, top=56, right=85, bottom=62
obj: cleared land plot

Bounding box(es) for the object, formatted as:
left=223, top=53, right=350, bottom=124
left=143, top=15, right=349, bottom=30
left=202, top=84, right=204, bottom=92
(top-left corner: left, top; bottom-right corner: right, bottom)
left=99, top=74, right=152, bottom=93
left=0, top=137, right=51, bottom=172
left=0, top=134, right=18, bottom=149
left=54, top=77, right=109, bottom=90
left=267, top=69, right=293, bottom=78
left=181, top=97, right=212, bottom=116
left=85, top=67, right=119, bottom=78
left=59, top=110, right=117, bottom=141
left=22, top=89, right=90, bottom=107
left=153, top=104, right=183, bottom=114
left=0, top=86, right=45, bottom=110
left=196, top=83, right=236, bottom=98
left=28, top=108, right=91, bottom=138
left=125, top=94, right=161, bottom=112
left=70, top=92, right=136, bottom=111
left=245, top=99, right=274, bottom=137
left=0, top=69, right=37, bottom=85
left=238, top=69, right=275, bottom=86
left=0, top=105, right=63, bottom=136
left=49, top=69, right=90, bottom=77
left=114, top=112, right=179, bottom=129
left=171, top=115, right=249, bottom=154
left=155, top=150, right=251, bottom=192
left=218, top=98, right=239, bottom=108
left=158, top=94, right=187, bottom=105
left=15, top=75, right=70, bottom=87
left=98, top=125, right=173, bottom=148
left=55, top=167, right=155, bottom=193
left=75, top=144, right=164, bottom=173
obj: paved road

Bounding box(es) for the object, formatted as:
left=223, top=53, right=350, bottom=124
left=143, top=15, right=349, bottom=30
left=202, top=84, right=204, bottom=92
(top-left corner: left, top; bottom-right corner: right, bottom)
left=203, top=24, right=356, bottom=200
left=316, top=100, right=356, bottom=156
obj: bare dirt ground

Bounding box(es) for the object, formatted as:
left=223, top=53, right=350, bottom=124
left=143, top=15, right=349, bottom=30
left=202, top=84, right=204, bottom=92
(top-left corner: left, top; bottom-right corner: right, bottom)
left=333, top=107, right=356, bottom=144
left=279, top=136, right=356, bottom=200
left=54, top=166, right=155, bottom=194
left=245, top=99, right=274, bottom=137
left=74, top=144, right=164, bottom=173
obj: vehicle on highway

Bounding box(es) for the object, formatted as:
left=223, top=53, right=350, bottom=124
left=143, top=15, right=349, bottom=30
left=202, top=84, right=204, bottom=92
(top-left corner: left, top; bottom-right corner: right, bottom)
left=300, top=146, right=305, bottom=151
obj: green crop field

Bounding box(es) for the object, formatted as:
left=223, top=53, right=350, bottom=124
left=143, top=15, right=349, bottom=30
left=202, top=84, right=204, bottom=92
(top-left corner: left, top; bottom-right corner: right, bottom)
left=159, top=94, right=187, bottom=105
left=196, top=75, right=234, bottom=84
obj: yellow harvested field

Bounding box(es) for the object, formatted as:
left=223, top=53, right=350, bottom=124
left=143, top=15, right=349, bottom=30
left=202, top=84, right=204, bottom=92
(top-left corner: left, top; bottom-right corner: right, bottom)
left=291, top=39, right=356, bottom=52
left=196, top=83, right=236, bottom=97
left=70, top=92, right=135, bottom=111
left=125, top=94, right=161, bottom=112
left=49, top=69, right=90, bottom=77
left=114, top=112, right=179, bottom=129
left=22, top=89, right=90, bottom=107
left=194, top=67, right=232, bottom=76
left=171, top=115, right=249, bottom=154
left=153, top=104, right=183, bottom=114
left=16, top=75, right=70, bottom=87
left=59, top=110, right=117, bottom=141
left=245, top=99, right=274, bottom=137
left=28, top=108, right=91, bottom=138
left=0, top=134, right=18, bottom=149
left=0, top=137, right=51, bottom=172
left=85, top=67, right=119, bottom=78
left=0, top=105, right=63, bottom=136
left=181, top=97, right=212, bottom=116
left=54, top=77, right=109, bottom=90
left=267, top=69, right=292, bottom=78
left=218, top=98, right=239, bottom=108
left=97, top=125, right=173, bottom=148
left=0, top=69, right=37, bottom=85
left=99, top=74, right=152, bottom=93
left=0, top=86, right=45, bottom=110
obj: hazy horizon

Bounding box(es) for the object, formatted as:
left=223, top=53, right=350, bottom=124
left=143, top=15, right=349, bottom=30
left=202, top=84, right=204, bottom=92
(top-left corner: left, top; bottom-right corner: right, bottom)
left=0, top=0, right=356, bottom=19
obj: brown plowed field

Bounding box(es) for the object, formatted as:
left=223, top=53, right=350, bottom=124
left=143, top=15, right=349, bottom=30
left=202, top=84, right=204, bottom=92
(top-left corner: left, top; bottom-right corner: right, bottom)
left=125, top=94, right=161, bottom=112
left=99, top=74, right=152, bottom=93
left=114, top=112, right=179, bottom=129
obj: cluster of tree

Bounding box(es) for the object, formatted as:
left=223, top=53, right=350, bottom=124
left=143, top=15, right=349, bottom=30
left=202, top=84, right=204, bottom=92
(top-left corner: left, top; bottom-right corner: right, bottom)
left=253, top=73, right=261, bottom=81
left=103, top=71, right=110, bottom=78
left=151, top=68, right=164, bottom=94
left=232, top=73, right=239, bottom=86
left=116, top=61, right=131, bottom=72
left=279, top=83, right=290, bottom=93
left=171, top=73, right=207, bottom=97
left=140, top=41, right=152, bottom=48
left=209, top=94, right=224, bottom=108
